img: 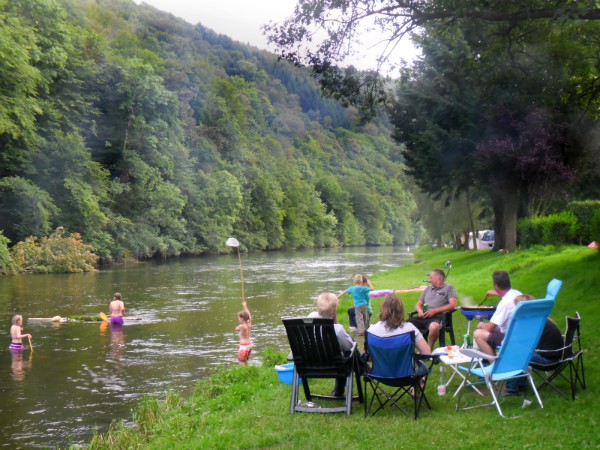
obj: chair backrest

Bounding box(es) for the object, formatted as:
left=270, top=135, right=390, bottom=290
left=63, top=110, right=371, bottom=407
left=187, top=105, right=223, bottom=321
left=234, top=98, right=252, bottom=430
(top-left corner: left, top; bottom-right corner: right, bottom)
left=366, top=331, right=415, bottom=378
left=282, top=318, right=347, bottom=377
left=492, top=299, right=555, bottom=376
left=546, top=278, right=563, bottom=301
left=563, top=314, right=581, bottom=359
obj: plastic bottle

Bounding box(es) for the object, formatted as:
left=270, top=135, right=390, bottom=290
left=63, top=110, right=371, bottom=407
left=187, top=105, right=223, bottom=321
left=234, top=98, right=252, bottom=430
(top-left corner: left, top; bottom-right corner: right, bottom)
left=437, top=366, right=447, bottom=396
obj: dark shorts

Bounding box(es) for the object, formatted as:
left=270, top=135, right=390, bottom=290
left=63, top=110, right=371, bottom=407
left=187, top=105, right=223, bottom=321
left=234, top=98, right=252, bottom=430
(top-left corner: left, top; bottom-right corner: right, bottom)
left=408, top=316, right=442, bottom=335
left=487, top=329, right=505, bottom=351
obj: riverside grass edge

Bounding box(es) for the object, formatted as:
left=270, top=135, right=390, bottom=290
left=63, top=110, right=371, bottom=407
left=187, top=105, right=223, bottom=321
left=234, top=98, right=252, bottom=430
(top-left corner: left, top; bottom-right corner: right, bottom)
left=86, top=245, right=599, bottom=449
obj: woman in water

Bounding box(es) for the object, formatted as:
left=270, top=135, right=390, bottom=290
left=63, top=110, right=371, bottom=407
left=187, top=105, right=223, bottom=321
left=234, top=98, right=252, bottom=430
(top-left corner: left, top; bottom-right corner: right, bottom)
left=109, top=292, right=126, bottom=325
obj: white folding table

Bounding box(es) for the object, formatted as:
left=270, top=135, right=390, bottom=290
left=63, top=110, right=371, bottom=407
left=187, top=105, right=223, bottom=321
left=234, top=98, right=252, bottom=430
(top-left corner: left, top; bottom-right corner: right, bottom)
left=433, top=347, right=485, bottom=397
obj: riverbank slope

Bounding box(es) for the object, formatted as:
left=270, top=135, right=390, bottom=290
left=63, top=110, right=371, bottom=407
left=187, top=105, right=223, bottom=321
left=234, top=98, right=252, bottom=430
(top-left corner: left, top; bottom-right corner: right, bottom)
left=88, top=246, right=598, bottom=449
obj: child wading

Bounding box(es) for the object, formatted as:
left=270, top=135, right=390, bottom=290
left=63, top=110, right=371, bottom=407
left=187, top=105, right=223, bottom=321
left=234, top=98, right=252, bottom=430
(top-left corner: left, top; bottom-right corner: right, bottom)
left=9, top=315, right=32, bottom=352
left=236, top=300, right=252, bottom=365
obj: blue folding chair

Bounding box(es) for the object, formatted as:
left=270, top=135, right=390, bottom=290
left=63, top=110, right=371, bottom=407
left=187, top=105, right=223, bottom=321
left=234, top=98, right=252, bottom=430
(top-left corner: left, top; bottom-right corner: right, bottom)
left=364, top=331, right=433, bottom=419
left=456, top=299, right=554, bottom=417
left=545, top=278, right=562, bottom=301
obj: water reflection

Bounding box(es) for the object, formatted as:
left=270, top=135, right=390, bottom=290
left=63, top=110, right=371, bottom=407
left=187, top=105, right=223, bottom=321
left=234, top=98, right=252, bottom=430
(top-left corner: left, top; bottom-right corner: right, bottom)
left=0, top=246, right=412, bottom=448
left=109, top=322, right=126, bottom=362
left=10, top=351, right=31, bottom=383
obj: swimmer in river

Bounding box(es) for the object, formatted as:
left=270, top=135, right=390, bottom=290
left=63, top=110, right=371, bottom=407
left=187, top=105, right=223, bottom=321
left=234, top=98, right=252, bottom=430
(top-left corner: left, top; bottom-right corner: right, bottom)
left=9, top=315, right=31, bottom=352
left=109, top=292, right=126, bottom=326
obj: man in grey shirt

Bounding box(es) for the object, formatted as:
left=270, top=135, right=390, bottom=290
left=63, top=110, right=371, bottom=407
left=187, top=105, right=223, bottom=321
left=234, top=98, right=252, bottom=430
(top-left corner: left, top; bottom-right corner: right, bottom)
left=407, top=269, right=457, bottom=350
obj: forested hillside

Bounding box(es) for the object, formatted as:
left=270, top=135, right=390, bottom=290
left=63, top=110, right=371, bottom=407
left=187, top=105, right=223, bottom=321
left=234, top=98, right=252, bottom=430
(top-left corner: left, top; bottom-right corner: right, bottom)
left=0, top=0, right=417, bottom=262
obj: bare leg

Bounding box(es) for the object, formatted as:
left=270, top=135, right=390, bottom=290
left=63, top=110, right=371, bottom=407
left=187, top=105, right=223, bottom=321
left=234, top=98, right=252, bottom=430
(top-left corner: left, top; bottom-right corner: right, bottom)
left=473, top=329, right=495, bottom=356
left=428, top=322, right=441, bottom=350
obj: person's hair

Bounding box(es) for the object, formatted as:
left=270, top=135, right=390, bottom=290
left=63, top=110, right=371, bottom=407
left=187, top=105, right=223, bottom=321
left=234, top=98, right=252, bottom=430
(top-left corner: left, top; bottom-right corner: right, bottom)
left=492, top=271, right=511, bottom=290
left=238, top=311, right=250, bottom=322
left=431, top=269, right=445, bottom=280
left=353, top=274, right=363, bottom=285
left=114, top=292, right=122, bottom=301
left=379, top=293, right=405, bottom=331
left=514, top=294, right=536, bottom=305
left=12, top=315, right=23, bottom=325
left=361, top=274, right=369, bottom=284
left=316, top=292, right=339, bottom=319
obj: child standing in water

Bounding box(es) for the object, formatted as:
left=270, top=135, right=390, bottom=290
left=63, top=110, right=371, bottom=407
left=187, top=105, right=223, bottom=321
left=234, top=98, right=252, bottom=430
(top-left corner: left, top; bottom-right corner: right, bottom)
left=9, top=315, right=31, bottom=352
left=109, top=292, right=126, bottom=325
left=236, top=300, right=252, bottom=365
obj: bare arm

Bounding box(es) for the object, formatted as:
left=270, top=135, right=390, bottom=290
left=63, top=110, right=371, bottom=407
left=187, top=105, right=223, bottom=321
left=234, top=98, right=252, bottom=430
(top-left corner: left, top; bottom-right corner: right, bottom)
left=416, top=338, right=431, bottom=355
left=242, top=300, right=251, bottom=322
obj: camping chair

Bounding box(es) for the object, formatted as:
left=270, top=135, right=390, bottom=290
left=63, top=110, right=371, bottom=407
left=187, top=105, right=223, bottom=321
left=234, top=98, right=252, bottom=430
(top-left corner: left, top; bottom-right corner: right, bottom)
left=456, top=299, right=554, bottom=418
left=545, top=278, right=562, bottom=301
left=364, top=331, right=433, bottom=419
left=530, top=312, right=586, bottom=400
left=282, top=317, right=363, bottom=415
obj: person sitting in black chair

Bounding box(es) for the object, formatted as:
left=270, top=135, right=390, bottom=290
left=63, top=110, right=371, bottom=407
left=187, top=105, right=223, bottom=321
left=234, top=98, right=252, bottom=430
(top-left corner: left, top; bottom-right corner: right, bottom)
left=406, top=269, right=457, bottom=350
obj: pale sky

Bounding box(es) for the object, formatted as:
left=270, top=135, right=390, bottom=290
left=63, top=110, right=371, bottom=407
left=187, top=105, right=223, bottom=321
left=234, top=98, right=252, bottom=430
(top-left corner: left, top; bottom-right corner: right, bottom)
left=134, top=0, right=419, bottom=71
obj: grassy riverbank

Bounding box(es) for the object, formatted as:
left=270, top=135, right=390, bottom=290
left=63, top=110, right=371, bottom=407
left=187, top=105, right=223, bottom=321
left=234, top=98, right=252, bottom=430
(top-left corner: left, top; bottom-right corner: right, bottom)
left=87, top=246, right=598, bottom=449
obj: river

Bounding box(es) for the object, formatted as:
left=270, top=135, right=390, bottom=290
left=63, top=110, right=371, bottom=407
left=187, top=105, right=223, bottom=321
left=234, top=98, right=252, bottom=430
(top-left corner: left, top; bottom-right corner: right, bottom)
left=0, top=246, right=412, bottom=448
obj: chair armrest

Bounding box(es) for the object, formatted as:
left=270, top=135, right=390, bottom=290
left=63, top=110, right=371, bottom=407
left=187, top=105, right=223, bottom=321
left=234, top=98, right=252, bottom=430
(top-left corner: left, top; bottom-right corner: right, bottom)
left=460, top=348, right=497, bottom=361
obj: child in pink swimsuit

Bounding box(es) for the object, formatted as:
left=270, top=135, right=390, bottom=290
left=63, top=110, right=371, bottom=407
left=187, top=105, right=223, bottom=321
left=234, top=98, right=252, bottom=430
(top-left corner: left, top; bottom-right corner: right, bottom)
left=236, top=300, right=252, bottom=364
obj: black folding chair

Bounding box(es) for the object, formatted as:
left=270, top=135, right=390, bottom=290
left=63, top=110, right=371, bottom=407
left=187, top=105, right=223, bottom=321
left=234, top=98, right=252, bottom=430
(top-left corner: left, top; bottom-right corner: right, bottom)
left=283, top=317, right=363, bottom=415
left=531, top=312, right=586, bottom=400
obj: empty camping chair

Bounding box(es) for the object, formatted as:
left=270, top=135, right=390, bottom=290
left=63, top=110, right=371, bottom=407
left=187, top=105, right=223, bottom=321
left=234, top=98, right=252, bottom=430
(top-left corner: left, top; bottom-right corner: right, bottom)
left=530, top=312, right=586, bottom=400
left=364, top=331, right=433, bottom=419
left=456, top=298, right=554, bottom=417
left=282, top=317, right=363, bottom=416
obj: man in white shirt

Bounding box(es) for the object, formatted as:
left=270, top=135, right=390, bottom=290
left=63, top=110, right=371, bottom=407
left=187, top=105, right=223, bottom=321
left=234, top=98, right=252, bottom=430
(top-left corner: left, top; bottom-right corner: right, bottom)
left=473, top=271, right=522, bottom=356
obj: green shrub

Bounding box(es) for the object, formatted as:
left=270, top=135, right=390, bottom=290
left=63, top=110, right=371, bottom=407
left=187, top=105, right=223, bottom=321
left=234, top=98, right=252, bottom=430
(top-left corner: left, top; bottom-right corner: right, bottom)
left=541, top=211, right=579, bottom=246
left=11, top=227, right=98, bottom=273
left=0, top=231, right=17, bottom=274
left=590, top=208, right=600, bottom=247
left=518, top=212, right=578, bottom=247
left=568, top=200, right=600, bottom=244
left=518, top=216, right=544, bottom=247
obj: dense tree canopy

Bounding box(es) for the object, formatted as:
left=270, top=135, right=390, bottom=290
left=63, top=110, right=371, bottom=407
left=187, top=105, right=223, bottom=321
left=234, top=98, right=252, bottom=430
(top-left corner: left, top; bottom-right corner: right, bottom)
left=0, top=0, right=419, bottom=264
left=267, top=0, right=600, bottom=249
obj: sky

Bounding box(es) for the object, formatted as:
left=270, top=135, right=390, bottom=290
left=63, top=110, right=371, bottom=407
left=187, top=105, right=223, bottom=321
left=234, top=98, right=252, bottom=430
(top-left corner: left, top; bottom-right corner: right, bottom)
left=133, top=0, right=419, bottom=71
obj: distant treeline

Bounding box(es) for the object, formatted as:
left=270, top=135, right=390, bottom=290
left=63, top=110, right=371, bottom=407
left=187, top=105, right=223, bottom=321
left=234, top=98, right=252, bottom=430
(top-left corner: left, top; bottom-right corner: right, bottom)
left=0, top=0, right=417, bottom=262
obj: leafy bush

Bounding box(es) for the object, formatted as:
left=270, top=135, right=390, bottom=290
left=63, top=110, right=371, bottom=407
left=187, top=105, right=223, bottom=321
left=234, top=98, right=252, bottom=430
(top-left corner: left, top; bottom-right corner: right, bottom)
left=568, top=200, right=600, bottom=244
left=518, top=212, right=578, bottom=247
left=590, top=208, right=600, bottom=248
left=542, top=211, right=579, bottom=246
left=10, top=227, right=98, bottom=273
left=517, top=216, right=543, bottom=247
left=0, top=231, right=17, bottom=274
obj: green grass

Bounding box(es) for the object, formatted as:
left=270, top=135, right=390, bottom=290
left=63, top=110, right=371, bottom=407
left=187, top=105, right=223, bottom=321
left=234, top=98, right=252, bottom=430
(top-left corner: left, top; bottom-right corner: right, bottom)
left=86, top=246, right=599, bottom=449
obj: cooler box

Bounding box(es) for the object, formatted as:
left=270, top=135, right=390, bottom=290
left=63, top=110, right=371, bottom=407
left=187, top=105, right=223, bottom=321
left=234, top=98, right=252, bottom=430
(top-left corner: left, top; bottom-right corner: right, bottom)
left=275, top=363, right=302, bottom=384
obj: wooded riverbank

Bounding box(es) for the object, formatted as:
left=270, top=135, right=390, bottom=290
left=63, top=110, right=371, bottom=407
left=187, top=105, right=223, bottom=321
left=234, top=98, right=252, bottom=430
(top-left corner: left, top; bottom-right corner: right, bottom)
left=88, top=246, right=598, bottom=449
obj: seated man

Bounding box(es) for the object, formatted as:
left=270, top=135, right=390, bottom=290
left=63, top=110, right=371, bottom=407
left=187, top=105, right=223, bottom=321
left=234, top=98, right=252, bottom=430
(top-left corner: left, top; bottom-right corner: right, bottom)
left=503, top=294, right=564, bottom=395
left=406, top=269, right=457, bottom=350
left=473, top=270, right=522, bottom=356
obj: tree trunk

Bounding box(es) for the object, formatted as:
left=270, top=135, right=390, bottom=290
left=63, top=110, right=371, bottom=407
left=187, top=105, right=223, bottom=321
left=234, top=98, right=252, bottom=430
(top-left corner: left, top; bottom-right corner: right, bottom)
left=492, top=191, right=519, bottom=251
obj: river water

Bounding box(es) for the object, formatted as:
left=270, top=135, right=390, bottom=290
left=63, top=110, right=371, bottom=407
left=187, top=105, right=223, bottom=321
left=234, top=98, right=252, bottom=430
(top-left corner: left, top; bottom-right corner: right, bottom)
left=0, top=246, right=412, bottom=448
